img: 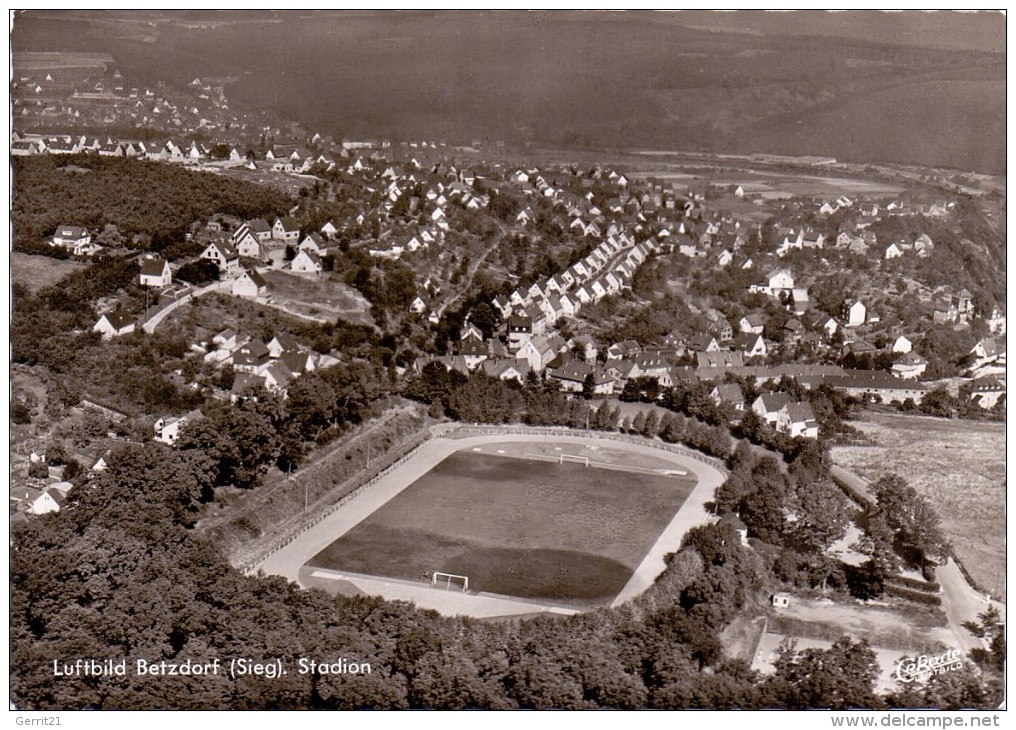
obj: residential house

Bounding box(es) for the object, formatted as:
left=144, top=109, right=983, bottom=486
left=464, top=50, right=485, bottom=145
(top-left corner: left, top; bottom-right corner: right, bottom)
left=516, top=334, right=565, bottom=373
left=812, top=372, right=926, bottom=404
left=752, top=392, right=792, bottom=426
left=891, top=335, right=913, bottom=354
left=549, top=361, right=613, bottom=395
left=751, top=268, right=795, bottom=297
left=739, top=313, right=767, bottom=335
left=807, top=312, right=839, bottom=339
left=885, top=242, right=904, bottom=260
left=843, top=299, right=866, bottom=327
left=29, top=488, right=66, bottom=515
left=687, top=334, right=721, bottom=353
left=891, top=352, right=928, bottom=380
left=299, top=232, right=328, bottom=255
left=696, top=351, right=744, bottom=369
left=969, top=338, right=1006, bottom=369
left=247, top=218, right=273, bottom=242
left=731, top=333, right=767, bottom=359
left=93, top=311, right=135, bottom=339
left=233, top=339, right=272, bottom=374
left=154, top=409, right=203, bottom=446
left=291, top=249, right=323, bottom=274
left=139, top=255, right=171, bottom=287
left=480, top=358, right=530, bottom=383
left=201, top=241, right=240, bottom=273
left=53, top=224, right=91, bottom=250
left=791, top=288, right=810, bottom=316
left=232, top=269, right=269, bottom=299
left=272, top=216, right=301, bottom=243
left=967, top=376, right=1005, bottom=410
left=507, top=312, right=533, bottom=352
left=268, top=333, right=301, bottom=358
left=710, top=383, right=745, bottom=411
left=233, top=225, right=264, bottom=260
left=776, top=402, right=819, bottom=439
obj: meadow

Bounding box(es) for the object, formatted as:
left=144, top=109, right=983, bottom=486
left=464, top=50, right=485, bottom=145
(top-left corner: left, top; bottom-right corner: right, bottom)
left=831, top=412, right=1006, bottom=602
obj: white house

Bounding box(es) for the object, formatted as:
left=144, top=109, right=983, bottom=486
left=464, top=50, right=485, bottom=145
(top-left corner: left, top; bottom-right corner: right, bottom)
left=139, top=255, right=171, bottom=287
left=154, top=410, right=202, bottom=446
left=232, top=269, right=269, bottom=299
left=272, top=216, right=301, bottom=243
left=843, top=300, right=866, bottom=328
left=291, top=249, right=323, bottom=274
left=93, top=311, right=135, bottom=339
left=201, top=241, right=240, bottom=273
left=53, top=224, right=91, bottom=249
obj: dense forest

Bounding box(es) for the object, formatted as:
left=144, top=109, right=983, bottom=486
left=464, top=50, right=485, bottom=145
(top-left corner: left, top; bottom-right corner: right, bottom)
left=11, top=155, right=293, bottom=250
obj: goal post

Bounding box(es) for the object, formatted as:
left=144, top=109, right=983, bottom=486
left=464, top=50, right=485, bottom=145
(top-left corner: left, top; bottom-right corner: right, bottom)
left=559, top=453, right=589, bottom=467
left=431, top=572, right=469, bottom=592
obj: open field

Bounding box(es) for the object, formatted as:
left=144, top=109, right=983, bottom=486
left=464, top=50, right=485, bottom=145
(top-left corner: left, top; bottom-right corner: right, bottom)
left=11, top=252, right=87, bottom=293
left=261, top=270, right=372, bottom=325
left=629, top=169, right=904, bottom=199
left=13, top=51, right=113, bottom=69
left=830, top=412, right=1006, bottom=602
left=307, top=448, right=697, bottom=606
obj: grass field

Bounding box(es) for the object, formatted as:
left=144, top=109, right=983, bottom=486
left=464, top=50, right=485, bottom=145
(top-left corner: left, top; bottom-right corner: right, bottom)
left=831, top=412, right=1006, bottom=602
left=307, top=449, right=697, bottom=605
left=12, top=252, right=86, bottom=293
left=261, top=270, right=372, bottom=325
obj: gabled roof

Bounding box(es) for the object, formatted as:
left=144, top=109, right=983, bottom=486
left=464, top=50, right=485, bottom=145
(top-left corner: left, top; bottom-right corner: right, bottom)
left=231, top=371, right=264, bottom=394
left=755, top=392, right=792, bottom=414
left=280, top=349, right=311, bottom=374
left=241, top=269, right=268, bottom=287
left=56, top=225, right=89, bottom=239
left=139, top=256, right=168, bottom=277
left=785, top=402, right=817, bottom=425
left=102, top=310, right=134, bottom=330
left=271, top=332, right=300, bottom=352
left=275, top=216, right=300, bottom=232
left=696, top=351, right=744, bottom=368
left=713, top=383, right=745, bottom=404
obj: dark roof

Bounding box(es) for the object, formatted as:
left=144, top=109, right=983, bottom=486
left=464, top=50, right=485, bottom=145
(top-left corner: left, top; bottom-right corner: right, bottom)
left=696, top=351, right=743, bottom=368
left=275, top=216, right=300, bottom=232
left=243, top=269, right=268, bottom=288
left=822, top=371, right=928, bottom=391
left=102, top=310, right=134, bottom=330
left=56, top=225, right=89, bottom=239
left=139, top=256, right=168, bottom=277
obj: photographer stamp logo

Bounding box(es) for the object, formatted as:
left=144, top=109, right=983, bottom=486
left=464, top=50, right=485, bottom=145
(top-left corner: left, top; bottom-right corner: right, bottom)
left=895, top=649, right=964, bottom=683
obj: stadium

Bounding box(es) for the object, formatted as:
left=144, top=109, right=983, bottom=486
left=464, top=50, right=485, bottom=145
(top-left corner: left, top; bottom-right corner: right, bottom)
left=256, top=426, right=726, bottom=618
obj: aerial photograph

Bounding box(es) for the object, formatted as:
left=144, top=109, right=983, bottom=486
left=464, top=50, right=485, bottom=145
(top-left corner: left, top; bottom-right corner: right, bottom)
left=8, top=9, right=1007, bottom=716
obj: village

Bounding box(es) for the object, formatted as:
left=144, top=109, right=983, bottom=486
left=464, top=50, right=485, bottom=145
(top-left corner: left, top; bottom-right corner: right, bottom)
left=11, top=120, right=1007, bottom=524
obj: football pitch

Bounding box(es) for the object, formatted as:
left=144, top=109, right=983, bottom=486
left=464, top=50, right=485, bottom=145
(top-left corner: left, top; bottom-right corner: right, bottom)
left=306, top=449, right=698, bottom=606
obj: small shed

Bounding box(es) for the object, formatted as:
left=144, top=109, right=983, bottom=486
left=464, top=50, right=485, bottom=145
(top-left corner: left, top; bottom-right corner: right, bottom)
left=772, top=592, right=791, bottom=609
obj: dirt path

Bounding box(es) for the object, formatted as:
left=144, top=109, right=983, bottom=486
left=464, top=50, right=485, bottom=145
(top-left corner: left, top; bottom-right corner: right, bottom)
left=142, top=280, right=229, bottom=333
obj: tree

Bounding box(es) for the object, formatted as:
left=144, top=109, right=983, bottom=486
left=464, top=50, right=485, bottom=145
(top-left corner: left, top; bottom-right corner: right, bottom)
left=771, top=637, right=881, bottom=709
left=11, top=400, right=32, bottom=424
left=870, top=474, right=949, bottom=566
left=642, top=410, right=659, bottom=437
left=581, top=373, right=595, bottom=400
